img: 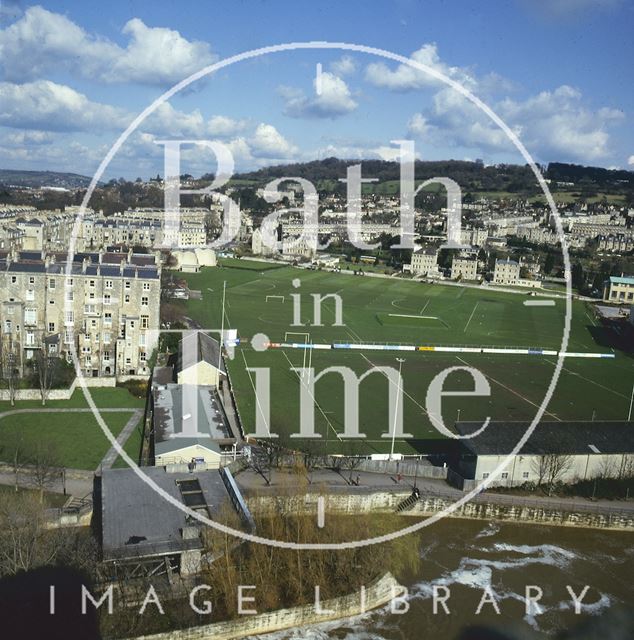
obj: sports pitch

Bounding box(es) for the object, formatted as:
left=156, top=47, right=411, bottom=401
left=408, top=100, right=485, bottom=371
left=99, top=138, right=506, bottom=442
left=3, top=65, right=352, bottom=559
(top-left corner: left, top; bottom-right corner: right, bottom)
left=180, top=260, right=634, bottom=454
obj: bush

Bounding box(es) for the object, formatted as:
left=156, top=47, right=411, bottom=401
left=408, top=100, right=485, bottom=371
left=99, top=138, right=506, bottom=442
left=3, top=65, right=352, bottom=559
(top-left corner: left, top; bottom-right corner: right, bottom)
left=117, top=379, right=148, bottom=399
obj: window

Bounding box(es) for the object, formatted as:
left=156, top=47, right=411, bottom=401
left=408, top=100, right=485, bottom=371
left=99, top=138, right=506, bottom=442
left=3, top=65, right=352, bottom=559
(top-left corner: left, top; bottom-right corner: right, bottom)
left=501, top=472, right=508, bottom=479
left=24, top=308, right=37, bottom=325
left=26, top=289, right=35, bottom=301
left=141, top=296, right=148, bottom=306
left=4, top=320, right=11, bottom=333
left=139, top=333, right=146, bottom=346
left=89, top=292, right=95, bottom=300
left=141, top=315, right=149, bottom=329
left=49, top=278, right=56, bottom=289
left=522, top=472, right=529, bottom=479
left=84, top=304, right=96, bottom=314
left=130, top=320, right=135, bottom=328
left=65, top=310, right=74, bottom=325
left=66, top=290, right=74, bottom=302
left=49, top=299, right=55, bottom=305
left=104, top=294, right=111, bottom=305
left=104, top=313, right=112, bottom=326
left=6, top=306, right=13, bottom=315
left=482, top=472, right=489, bottom=479
left=103, top=332, right=111, bottom=344
left=29, top=276, right=35, bottom=284
left=124, top=294, right=130, bottom=303
left=103, top=351, right=110, bottom=362
left=143, top=282, right=150, bottom=291
left=125, top=281, right=131, bottom=290
left=105, top=280, right=113, bottom=289
left=140, top=351, right=146, bottom=362
left=11, top=276, right=16, bottom=284
left=89, top=280, right=95, bottom=288
left=48, top=322, right=55, bottom=332
left=25, top=331, right=35, bottom=346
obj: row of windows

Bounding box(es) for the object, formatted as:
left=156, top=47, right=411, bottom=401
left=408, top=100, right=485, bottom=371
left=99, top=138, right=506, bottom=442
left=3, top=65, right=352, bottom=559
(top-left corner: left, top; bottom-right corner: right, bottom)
left=482, top=471, right=530, bottom=480
left=8, top=275, right=153, bottom=291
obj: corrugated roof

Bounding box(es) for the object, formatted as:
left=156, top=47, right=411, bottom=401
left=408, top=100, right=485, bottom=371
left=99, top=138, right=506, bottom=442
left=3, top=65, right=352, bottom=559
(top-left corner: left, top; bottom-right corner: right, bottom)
left=608, top=275, right=634, bottom=285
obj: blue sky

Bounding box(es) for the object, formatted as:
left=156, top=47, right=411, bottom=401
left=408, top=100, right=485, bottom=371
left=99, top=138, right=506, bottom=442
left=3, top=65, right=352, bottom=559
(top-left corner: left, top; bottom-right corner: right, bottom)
left=0, top=0, right=632, bottom=179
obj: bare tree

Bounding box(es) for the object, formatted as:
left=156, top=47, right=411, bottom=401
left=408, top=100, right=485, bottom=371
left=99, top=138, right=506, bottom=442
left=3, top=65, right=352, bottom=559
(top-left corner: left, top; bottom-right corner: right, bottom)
left=1, top=426, right=28, bottom=492
left=28, top=441, right=61, bottom=503
left=0, top=334, right=20, bottom=407
left=33, top=343, right=61, bottom=406
left=532, top=453, right=574, bottom=496
left=0, top=491, right=52, bottom=575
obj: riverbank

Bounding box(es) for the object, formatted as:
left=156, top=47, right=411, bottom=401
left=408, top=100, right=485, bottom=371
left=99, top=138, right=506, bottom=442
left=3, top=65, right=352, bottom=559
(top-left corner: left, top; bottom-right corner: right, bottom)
left=245, top=487, right=634, bottom=531
left=129, top=573, right=401, bottom=640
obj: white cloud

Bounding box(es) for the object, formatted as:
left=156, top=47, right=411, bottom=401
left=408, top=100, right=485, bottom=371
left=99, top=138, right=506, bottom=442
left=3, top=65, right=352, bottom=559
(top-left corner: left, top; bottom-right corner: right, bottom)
left=250, top=123, right=298, bottom=159
left=524, top=0, right=624, bottom=18
left=141, top=104, right=247, bottom=138
left=282, top=72, right=358, bottom=119
left=407, top=113, right=434, bottom=139
left=4, top=130, right=55, bottom=145
left=0, top=80, right=129, bottom=131
left=407, top=83, right=624, bottom=163
left=628, top=155, right=634, bottom=166
left=103, top=18, right=216, bottom=85
left=365, top=43, right=476, bottom=92
left=0, top=7, right=216, bottom=85
left=498, top=86, right=624, bottom=160
left=330, top=55, right=356, bottom=76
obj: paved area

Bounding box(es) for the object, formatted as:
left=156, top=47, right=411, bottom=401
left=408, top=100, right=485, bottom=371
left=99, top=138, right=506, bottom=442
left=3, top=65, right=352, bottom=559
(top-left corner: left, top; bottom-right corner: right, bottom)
left=235, top=466, right=634, bottom=516
left=96, top=408, right=143, bottom=471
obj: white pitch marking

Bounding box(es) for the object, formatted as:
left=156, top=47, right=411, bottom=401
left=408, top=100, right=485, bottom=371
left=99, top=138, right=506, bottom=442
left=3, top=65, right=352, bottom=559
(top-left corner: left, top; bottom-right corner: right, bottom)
left=463, top=302, right=479, bottom=333
left=316, top=63, right=323, bottom=95
left=523, top=299, right=555, bottom=307
left=317, top=496, right=325, bottom=528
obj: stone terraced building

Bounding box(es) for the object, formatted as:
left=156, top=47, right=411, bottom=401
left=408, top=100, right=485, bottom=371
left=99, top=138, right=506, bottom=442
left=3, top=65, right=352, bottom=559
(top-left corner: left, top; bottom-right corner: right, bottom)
left=0, top=249, right=160, bottom=379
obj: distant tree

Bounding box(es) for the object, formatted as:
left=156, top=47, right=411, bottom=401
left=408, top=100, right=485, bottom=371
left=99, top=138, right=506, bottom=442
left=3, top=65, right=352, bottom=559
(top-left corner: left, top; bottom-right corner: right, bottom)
left=0, top=335, right=19, bottom=407
left=28, top=442, right=61, bottom=503
left=531, top=453, right=573, bottom=496
left=544, top=252, right=555, bottom=275
left=32, top=347, right=62, bottom=406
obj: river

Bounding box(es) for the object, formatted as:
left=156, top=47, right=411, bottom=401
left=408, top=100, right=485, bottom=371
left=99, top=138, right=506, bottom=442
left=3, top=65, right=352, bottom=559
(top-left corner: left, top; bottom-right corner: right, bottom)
left=256, top=519, right=633, bottom=639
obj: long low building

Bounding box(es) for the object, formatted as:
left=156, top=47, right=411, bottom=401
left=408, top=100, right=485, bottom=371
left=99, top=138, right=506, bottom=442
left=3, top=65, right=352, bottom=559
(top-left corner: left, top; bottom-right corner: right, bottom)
left=454, top=421, right=634, bottom=487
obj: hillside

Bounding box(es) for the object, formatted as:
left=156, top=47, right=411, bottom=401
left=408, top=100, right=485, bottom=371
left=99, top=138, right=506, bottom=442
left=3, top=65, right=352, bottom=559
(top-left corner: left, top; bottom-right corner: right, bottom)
left=0, top=169, right=95, bottom=189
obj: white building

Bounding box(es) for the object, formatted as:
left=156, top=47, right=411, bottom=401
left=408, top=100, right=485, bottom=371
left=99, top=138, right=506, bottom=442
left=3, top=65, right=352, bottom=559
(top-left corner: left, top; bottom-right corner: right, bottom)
left=455, top=421, right=634, bottom=488
left=451, top=256, right=478, bottom=281
left=410, top=248, right=438, bottom=276
left=493, top=258, right=520, bottom=285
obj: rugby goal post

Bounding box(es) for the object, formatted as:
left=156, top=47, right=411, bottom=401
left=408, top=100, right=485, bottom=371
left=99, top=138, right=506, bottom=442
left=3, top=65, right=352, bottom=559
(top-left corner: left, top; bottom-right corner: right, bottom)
left=284, top=331, right=312, bottom=380
left=266, top=295, right=285, bottom=302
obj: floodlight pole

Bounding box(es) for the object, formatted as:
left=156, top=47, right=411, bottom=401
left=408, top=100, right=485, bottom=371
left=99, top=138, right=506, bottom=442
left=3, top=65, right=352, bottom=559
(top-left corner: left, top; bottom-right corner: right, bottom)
left=628, top=381, right=634, bottom=421
left=218, top=281, right=226, bottom=372
left=390, top=358, right=405, bottom=461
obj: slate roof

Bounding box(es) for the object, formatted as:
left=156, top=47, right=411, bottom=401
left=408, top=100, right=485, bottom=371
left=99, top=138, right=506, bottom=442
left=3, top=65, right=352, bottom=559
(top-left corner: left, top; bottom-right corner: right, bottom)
left=101, top=467, right=233, bottom=561
left=455, top=421, right=634, bottom=457
left=176, top=332, right=225, bottom=375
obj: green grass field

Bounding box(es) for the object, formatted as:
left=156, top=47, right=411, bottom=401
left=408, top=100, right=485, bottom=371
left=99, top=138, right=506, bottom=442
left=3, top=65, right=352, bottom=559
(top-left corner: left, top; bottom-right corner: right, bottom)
left=181, top=261, right=633, bottom=454
left=0, top=388, right=145, bottom=469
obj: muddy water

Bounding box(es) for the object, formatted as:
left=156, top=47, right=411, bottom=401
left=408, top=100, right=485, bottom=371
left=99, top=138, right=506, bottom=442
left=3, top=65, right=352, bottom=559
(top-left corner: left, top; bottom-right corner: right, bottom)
left=261, top=519, right=633, bottom=639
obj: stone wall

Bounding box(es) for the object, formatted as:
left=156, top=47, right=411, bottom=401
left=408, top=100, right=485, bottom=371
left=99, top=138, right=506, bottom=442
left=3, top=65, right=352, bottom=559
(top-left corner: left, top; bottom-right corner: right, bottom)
left=247, top=490, right=634, bottom=531
left=130, top=572, right=400, bottom=640
left=0, top=375, right=116, bottom=402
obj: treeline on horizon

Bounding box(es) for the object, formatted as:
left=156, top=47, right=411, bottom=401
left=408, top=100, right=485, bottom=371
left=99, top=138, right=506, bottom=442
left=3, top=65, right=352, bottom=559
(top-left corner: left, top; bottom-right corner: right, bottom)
left=1, top=159, right=633, bottom=213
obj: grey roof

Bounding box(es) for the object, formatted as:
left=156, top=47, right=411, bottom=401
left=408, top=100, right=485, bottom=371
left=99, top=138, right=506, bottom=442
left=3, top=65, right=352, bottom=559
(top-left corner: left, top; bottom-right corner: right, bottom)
left=176, top=332, right=225, bottom=374
left=456, top=421, right=634, bottom=457
left=101, top=467, right=233, bottom=561
left=153, top=383, right=233, bottom=454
